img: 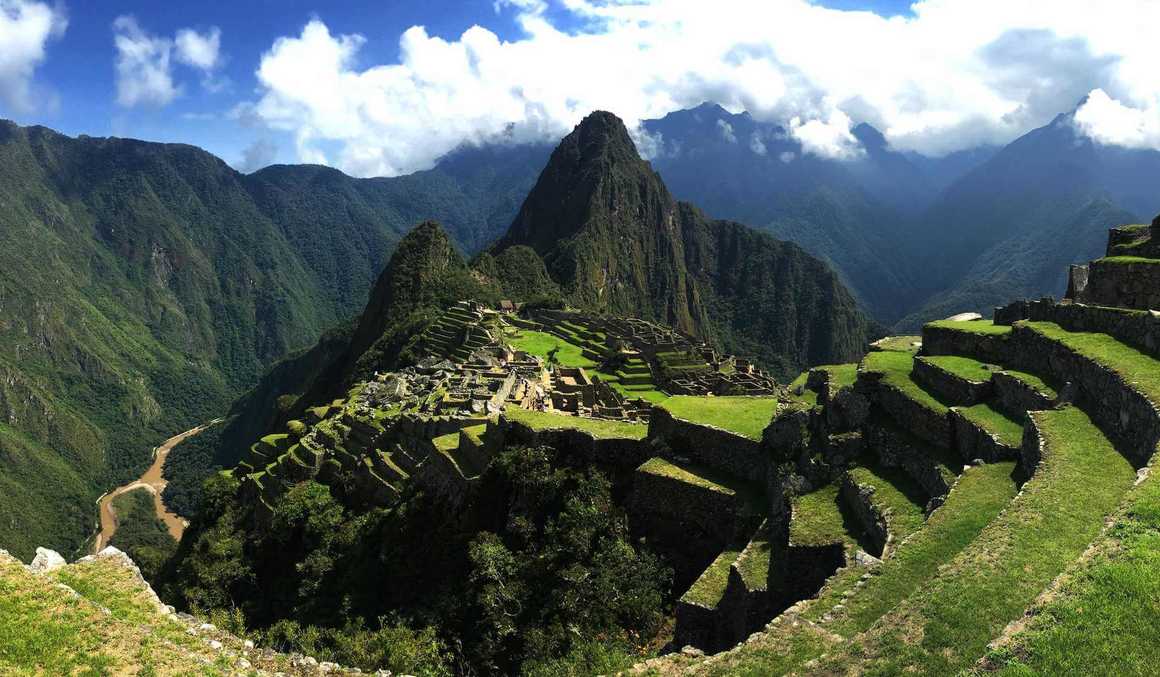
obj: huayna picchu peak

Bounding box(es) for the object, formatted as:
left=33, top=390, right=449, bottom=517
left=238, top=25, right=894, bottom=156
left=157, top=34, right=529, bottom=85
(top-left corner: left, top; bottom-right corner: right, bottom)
left=5, top=6, right=1160, bottom=671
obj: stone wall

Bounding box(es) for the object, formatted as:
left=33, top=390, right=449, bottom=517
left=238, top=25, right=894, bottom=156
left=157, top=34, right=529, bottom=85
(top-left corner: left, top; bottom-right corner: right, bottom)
left=996, top=298, right=1160, bottom=362
left=1020, top=411, right=1047, bottom=480
left=1006, top=325, right=1160, bottom=466
left=1080, top=259, right=1160, bottom=311
left=922, top=326, right=1010, bottom=364
left=864, top=421, right=952, bottom=503
left=912, top=357, right=992, bottom=406
left=839, top=474, right=888, bottom=556
left=649, top=407, right=767, bottom=483
left=868, top=380, right=951, bottom=450
left=949, top=408, right=1021, bottom=464
left=992, top=371, right=1058, bottom=419
left=502, top=418, right=649, bottom=471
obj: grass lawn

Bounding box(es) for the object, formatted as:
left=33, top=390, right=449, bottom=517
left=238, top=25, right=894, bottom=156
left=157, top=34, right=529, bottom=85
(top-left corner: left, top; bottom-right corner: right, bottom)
left=847, top=465, right=927, bottom=544
left=787, top=370, right=819, bottom=407
left=920, top=354, right=1000, bottom=382
left=872, top=335, right=923, bottom=353
left=1095, top=255, right=1160, bottom=264
left=682, top=547, right=743, bottom=608
left=790, top=483, right=854, bottom=547
left=818, top=406, right=1134, bottom=674
left=1001, top=369, right=1058, bottom=399
left=659, top=396, right=778, bottom=441
left=925, top=319, right=1013, bottom=336
left=505, top=329, right=596, bottom=368
left=861, top=350, right=948, bottom=414
left=637, top=457, right=734, bottom=494
left=989, top=472, right=1160, bottom=675
left=1023, top=322, right=1160, bottom=404
left=815, top=363, right=859, bottom=389
left=958, top=402, right=1025, bottom=447
left=505, top=407, right=648, bottom=440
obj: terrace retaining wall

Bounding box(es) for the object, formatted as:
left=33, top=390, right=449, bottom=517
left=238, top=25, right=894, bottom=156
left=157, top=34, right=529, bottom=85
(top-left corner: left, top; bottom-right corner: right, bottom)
left=912, top=356, right=992, bottom=406
left=949, top=408, right=1020, bottom=464
left=649, top=407, right=767, bottom=483
left=1081, top=260, right=1160, bottom=311
left=921, top=325, right=1010, bottom=364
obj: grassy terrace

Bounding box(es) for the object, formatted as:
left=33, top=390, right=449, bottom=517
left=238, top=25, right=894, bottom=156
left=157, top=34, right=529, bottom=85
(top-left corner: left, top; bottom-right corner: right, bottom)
left=921, top=354, right=999, bottom=382
left=861, top=349, right=948, bottom=414
left=505, top=407, right=648, bottom=440
left=789, top=484, right=854, bottom=547
left=958, top=402, right=1025, bottom=447
left=819, top=406, right=1134, bottom=674
left=815, top=363, right=859, bottom=389
left=989, top=473, right=1160, bottom=675
left=637, top=457, right=734, bottom=495
left=872, top=335, right=922, bottom=353
left=925, top=319, right=1013, bottom=336
left=1095, top=255, right=1160, bottom=264
left=1002, top=368, right=1058, bottom=399
left=736, top=524, right=772, bottom=591
left=505, top=329, right=596, bottom=368
left=787, top=370, right=819, bottom=407
left=846, top=465, right=927, bottom=544
left=659, top=396, right=778, bottom=441
left=682, top=547, right=743, bottom=608
left=1023, top=322, right=1160, bottom=403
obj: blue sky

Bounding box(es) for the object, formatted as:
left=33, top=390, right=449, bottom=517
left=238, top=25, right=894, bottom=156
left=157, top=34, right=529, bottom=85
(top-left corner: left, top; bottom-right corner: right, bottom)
left=1, top=0, right=1153, bottom=176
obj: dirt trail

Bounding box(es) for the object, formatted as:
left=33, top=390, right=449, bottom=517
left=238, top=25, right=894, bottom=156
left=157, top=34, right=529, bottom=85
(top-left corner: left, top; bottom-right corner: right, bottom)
left=93, top=420, right=218, bottom=554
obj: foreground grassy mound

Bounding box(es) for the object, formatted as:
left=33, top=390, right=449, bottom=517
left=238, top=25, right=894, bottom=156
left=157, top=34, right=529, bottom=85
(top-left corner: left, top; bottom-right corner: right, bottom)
left=659, top=396, right=778, bottom=441
left=987, top=470, right=1160, bottom=675
left=819, top=406, right=1134, bottom=674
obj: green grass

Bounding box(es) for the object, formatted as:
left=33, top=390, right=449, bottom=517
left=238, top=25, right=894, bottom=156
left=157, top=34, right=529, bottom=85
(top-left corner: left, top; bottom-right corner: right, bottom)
left=819, top=407, right=1135, bottom=674
left=920, top=354, right=999, bottom=382
left=861, top=350, right=948, bottom=414
left=1024, top=322, right=1160, bottom=404
left=925, top=319, right=1013, bottom=336
left=736, top=525, right=772, bottom=591
left=681, top=547, right=743, bottom=608
left=505, top=330, right=597, bottom=368
left=989, top=472, right=1160, bottom=675
left=505, top=408, right=648, bottom=440
left=659, top=396, right=778, bottom=441
left=872, top=335, right=923, bottom=353
left=815, top=363, right=859, bottom=389
left=1001, top=369, right=1058, bottom=399
left=958, top=402, right=1025, bottom=447
left=790, top=484, right=853, bottom=547
left=432, top=432, right=460, bottom=452
left=846, top=465, right=927, bottom=545
left=637, top=457, right=734, bottom=495
left=693, top=621, right=840, bottom=676
left=1095, top=255, right=1160, bottom=264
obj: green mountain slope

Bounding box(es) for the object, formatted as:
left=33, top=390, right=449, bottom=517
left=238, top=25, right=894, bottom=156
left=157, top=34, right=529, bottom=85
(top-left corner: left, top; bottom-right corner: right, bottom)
left=0, top=121, right=546, bottom=559
left=494, top=110, right=880, bottom=377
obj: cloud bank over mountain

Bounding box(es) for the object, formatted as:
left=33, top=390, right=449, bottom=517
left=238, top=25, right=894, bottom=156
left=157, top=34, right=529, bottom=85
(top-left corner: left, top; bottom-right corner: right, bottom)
left=231, top=0, right=1160, bottom=177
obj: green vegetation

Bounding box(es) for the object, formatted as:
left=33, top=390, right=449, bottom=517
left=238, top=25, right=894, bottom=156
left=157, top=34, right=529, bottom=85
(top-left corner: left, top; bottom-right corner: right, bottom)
left=1095, top=255, right=1160, bottom=264
left=638, top=457, right=734, bottom=495
left=872, top=335, right=922, bottom=353
left=659, top=396, right=778, bottom=441
left=861, top=350, right=948, bottom=414
left=506, top=330, right=596, bottom=368
left=816, top=363, right=859, bottom=389
left=818, top=407, right=1134, bottom=674
left=1001, top=369, right=1058, bottom=398
left=958, top=402, right=1025, bottom=447
left=1024, top=322, right=1160, bottom=402
left=789, top=484, right=852, bottom=547
left=505, top=408, right=648, bottom=440
left=921, top=354, right=999, bottom=382
left=925, top=319, right=1013, bottom=336
left=682, top=547, right=743, bottom=608
left=989, top=473, right=1160, bottom=675
left=108, top=488, right=178, bottom=581
left=847, top=465, right=926, bottom=543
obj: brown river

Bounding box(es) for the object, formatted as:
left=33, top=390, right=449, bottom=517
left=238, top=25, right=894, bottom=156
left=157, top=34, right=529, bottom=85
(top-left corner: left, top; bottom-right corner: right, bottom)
left=92, top=420, right=218, bottom=554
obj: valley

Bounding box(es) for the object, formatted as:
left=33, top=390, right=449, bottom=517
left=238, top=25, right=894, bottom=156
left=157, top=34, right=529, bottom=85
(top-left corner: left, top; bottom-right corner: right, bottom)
left=92, top=420, right=218, bottom=554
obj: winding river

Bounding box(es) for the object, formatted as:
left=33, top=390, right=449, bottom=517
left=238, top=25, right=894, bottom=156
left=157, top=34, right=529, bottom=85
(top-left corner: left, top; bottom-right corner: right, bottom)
left=92, top=420, right=218, bottom=554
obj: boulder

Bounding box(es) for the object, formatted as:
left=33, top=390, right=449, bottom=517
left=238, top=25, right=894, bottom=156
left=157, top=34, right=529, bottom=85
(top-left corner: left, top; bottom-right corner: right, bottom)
left=29, top=547, right=66, bottom=573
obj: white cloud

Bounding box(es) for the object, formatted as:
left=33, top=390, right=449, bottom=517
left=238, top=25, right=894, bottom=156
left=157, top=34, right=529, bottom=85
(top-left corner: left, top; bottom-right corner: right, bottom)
left=779, top=151, right=795, bottom=164
left=749, top=132, right=767, bottom=156
left=245, top=0, right=1160, bottom=176
left=790, top=108, right=863, bottom=159
left=175, top=27, right=222, bottom=72
left=1073, top=88, right=1160, bottom=150
left=716, top=118, right=737, bottom=143
left=114, top=17, right=226, bottom=108
left=0, top=0, right=67, bottom=113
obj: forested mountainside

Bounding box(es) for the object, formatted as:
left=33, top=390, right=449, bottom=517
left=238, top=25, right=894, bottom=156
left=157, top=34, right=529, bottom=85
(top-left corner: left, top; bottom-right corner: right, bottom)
left=0, top=120, right=545, bottom=560
left=494, top=111, right=879, bottom=375
left=896, top=109, right=1160, bottom=327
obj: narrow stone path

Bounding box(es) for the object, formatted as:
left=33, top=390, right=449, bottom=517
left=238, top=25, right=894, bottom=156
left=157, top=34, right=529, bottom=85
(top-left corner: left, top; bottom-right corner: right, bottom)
left=93, top=420, right=218, bottom=554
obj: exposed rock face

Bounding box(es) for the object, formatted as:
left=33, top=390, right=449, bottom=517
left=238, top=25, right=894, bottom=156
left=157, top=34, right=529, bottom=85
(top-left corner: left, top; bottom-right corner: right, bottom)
left=28, top=547, right=66, bottom=573
left=493, top=111, right=879, bottom=377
